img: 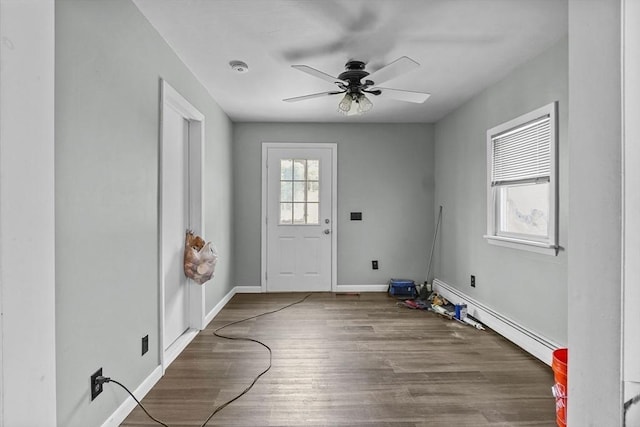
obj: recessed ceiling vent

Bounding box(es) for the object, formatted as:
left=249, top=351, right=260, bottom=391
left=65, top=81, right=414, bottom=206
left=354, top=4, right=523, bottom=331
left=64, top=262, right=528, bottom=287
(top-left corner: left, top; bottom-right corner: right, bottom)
left=229, top=60, right=249, bottom=73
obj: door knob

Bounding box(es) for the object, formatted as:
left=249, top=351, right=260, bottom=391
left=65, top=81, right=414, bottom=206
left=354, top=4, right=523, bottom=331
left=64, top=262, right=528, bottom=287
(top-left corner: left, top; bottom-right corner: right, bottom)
left=324, top=229, right=331, bottom=234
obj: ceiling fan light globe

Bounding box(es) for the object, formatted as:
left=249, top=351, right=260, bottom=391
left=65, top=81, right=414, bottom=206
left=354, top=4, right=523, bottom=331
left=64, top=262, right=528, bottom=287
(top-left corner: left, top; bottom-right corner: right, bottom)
left=337, top=93, right=353, bottom=114
left=346, top=106, right=360, bottom=116
left=357, top=94, right=373, bottom=113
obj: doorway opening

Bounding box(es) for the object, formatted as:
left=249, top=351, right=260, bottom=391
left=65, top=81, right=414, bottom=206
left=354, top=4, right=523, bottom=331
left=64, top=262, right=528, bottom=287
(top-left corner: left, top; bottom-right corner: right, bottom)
left=159, top=80, right=205, bottom=370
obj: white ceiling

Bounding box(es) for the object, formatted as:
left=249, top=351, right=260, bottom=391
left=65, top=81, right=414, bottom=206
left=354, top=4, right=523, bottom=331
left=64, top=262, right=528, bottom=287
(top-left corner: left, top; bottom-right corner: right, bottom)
left=133, top=0, right=567, bottom=123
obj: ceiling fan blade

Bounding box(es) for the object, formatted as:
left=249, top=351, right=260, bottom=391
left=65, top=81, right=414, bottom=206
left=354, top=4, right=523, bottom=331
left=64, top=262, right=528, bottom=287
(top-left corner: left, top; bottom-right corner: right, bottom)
left=291, top=65, right=346, bottom=85
left=375, top=87, right=431, bottom=104
left=283, top=40, right=347, bottom=62
left=283, top=91, right=344, bottom=103
left=367, top=56, right=420, bottom=85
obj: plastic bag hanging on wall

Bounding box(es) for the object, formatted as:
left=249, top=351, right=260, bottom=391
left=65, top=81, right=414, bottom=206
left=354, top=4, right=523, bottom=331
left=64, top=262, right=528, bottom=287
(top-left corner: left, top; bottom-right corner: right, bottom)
left=183, top=230, right=217, bottom=285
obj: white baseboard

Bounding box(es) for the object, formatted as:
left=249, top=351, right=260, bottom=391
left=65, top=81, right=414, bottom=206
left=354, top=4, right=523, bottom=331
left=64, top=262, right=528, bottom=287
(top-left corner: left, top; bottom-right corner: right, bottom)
left=433, top=278, right=561, bottom=366
left=203, top=286, right=262, bottom=327
left=164, top=328, right=199, bottom=368
left=234, top=285, right=263, bottom=293
left=204, top=286, right=245, bottom=326
left=334, top=284, right=388, bottom=292
left=100, top=365, right=163, bottom=427
left=230, top=284, right=390, bottom=294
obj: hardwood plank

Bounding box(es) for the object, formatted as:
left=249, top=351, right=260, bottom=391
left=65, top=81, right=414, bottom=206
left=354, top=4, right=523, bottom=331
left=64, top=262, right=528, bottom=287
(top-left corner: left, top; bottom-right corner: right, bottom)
left=121, top=293, right=556, bottom=426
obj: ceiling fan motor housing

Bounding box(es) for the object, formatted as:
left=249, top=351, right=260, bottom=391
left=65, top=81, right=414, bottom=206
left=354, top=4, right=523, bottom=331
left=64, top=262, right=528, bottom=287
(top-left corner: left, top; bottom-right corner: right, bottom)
left=339, top=60, right=374, bottom=92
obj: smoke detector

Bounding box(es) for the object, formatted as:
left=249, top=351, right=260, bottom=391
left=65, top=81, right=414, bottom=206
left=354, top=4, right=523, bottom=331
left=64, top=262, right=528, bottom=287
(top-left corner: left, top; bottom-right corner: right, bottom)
left=229, top=60, right=249, bottom=73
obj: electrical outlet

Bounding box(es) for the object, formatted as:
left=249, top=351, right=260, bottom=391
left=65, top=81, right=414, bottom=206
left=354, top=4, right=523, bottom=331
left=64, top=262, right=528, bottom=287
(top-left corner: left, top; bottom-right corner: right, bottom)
left=471, top=275, right=476, bottom=287
left=142, top=335, right=149, bottom=356
left=90, top=368, right=103, bottom=401
left=372, top=260, right=379, bottom=270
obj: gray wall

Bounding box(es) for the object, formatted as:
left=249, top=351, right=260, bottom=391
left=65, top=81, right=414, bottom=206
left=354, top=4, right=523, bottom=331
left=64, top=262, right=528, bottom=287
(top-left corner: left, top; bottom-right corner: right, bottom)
left=233, top=123, right=435, bottom=288
left=55, top=1, right=233, bottom=425
left=433, top=37, right=568, bottom=345
left=568, top=0, right=622, bottom=424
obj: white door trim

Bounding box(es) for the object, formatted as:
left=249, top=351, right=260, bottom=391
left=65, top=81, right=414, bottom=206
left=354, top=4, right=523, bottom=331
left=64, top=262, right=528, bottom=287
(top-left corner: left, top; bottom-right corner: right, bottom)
left=159, top=79, right=205, bottom=371
left=623, top=0, right=640, bottom=383
left=261, top=142, right=338, bottom=292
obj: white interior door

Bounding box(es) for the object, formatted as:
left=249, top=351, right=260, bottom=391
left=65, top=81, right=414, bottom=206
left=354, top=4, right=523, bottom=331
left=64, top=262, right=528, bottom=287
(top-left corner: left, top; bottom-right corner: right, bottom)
left=162, top=104, right=190, bottom=350
left=264, top=144, right=336, bottom=292
left=160, top=80, right=205, bottom=370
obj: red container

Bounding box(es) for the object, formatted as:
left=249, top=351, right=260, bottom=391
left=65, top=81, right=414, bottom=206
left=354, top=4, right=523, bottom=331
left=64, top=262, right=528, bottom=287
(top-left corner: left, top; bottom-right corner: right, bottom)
left=552, top=348, right=568, bottom=427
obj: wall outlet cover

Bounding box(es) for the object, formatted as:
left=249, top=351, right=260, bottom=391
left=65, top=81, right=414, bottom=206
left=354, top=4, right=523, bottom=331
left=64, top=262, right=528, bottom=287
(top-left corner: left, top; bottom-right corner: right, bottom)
left=142, top=335, right=149, bottom=356
left=90, top=368, right=103, bottom=401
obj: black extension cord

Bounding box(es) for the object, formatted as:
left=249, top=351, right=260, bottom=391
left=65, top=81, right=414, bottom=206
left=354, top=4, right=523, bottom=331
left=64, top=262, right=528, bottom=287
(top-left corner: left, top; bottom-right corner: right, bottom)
left=95, top=376, right=169, bottom=427
left=99, top=293, right=312, bottom=427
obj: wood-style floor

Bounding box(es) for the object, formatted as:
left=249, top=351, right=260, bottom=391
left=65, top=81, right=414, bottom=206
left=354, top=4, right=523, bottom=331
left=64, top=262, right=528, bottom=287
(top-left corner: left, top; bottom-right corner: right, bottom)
left=122, top=293, right=557, bottom=427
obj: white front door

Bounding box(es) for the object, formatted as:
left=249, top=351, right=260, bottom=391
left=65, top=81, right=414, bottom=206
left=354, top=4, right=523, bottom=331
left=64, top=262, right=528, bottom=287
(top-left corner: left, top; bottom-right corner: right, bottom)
left=162, top=104, right=190, bottom=350
left=263, top=144, right=336, bottom=292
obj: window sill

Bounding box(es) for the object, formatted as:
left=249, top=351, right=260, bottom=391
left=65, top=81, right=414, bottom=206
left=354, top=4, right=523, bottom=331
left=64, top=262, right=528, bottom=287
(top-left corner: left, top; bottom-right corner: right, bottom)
left=484, top=235, right=558, bottom=256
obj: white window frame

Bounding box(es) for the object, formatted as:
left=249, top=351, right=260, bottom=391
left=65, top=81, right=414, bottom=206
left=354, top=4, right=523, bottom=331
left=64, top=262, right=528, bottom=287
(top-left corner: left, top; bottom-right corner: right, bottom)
left=485, top=102, right=558, bottom=256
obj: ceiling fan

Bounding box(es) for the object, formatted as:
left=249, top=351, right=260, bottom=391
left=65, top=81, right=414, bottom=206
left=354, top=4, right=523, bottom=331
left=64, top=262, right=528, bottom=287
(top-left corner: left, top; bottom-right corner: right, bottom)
left=283, top=56, right=431, bottom=116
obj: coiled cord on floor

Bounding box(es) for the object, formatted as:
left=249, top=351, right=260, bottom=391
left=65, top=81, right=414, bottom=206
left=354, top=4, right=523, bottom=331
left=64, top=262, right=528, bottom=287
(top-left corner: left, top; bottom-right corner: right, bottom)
left=104, top=293, right=313, bottom=427
left=200, top=293, right=312, bottom=426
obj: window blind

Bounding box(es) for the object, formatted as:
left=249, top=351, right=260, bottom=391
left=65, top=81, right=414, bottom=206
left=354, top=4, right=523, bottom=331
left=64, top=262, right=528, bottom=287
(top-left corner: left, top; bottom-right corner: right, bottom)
left=491, top=115, right=551, bottom=185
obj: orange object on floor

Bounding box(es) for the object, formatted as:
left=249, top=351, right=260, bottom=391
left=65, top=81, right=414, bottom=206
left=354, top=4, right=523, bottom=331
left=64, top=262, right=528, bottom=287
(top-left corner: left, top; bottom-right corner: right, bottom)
left=552, top=348, right=568, bottom=427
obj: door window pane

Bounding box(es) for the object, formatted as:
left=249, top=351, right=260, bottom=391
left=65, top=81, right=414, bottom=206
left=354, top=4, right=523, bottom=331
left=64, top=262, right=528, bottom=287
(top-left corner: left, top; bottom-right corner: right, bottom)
left=278, top=158, right=320, bottom=225
left=307, top=181, right=319, bottom=202
left=280, top=202, right=292, bottom=224
left=293, top=181, right=306, bottom=202
left=280, top=182, right=292, bottom=202
left=293, top=203, right=306, bottom=224
left=293, top=160, right=306, bottom=180
left=307, top=160, right=319, bottom=180
left=280, top=159, right=293, bottom=180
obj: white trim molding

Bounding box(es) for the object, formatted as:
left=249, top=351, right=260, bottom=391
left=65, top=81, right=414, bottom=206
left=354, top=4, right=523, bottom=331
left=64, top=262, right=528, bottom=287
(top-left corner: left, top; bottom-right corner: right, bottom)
left=234, top=286, right=263, bottom=294
left=232, top=284, right=390, bottom=294
left=203, top=286, right=261, bottom=326
left=433, top=278, right=561, bottom=365
left=159, top=79, right=206, bottom=373
left=623, top=0, right=640, bottom=385
left=335, top=284, right=389, bottom=293
left=485, top=235, right=559, bottom=256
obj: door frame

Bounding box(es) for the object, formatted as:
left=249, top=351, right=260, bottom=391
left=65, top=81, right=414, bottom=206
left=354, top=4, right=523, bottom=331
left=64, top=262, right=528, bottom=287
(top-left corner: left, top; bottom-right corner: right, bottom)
left=261, top=142, right=338, bottom=293
left=159, top=79, right=206, bottom=371
left=623, top=0, right=640, bottom=384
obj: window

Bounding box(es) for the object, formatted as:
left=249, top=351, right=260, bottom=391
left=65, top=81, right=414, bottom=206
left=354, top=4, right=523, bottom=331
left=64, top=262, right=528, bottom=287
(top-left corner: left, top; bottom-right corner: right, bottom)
left=279, top=159, right=320, bottom=225
left=486, top=102, right=558, bottom=255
